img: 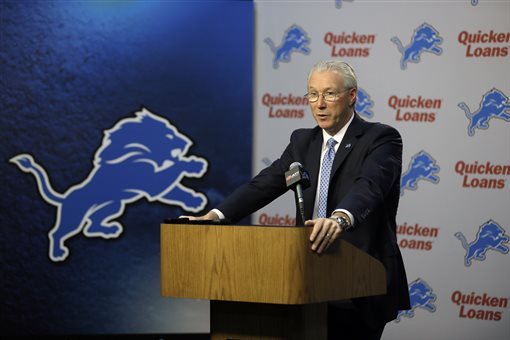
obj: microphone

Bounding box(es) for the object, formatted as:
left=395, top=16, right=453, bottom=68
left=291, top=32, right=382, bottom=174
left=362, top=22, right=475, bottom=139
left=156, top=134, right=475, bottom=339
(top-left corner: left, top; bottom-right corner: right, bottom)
left=285, top=162, right=310, bottom=225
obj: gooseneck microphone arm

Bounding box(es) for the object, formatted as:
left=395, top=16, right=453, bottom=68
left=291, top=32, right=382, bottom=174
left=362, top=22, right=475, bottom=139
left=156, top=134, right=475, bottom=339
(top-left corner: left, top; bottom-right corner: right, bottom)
left=295, top=181, right=305, bottom=224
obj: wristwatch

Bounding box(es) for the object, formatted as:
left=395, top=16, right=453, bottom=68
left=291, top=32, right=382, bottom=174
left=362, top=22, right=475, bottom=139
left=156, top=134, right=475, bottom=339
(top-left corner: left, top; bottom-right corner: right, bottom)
left=330, top=215, right=352, bottom=232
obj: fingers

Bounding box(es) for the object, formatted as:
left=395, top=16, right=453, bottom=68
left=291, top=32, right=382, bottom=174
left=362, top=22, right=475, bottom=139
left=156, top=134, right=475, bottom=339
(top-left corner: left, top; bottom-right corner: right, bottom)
left=316, top=228, right=340, bottom=254
left=307, top=218, right=341, bottom=254
left=205, top=210, right=220, bottom=221
left=313, top=224, right=332, bottom=254
left=179, top=211, right=220, bottom=221
left=306, top=219, right=319, bottom=241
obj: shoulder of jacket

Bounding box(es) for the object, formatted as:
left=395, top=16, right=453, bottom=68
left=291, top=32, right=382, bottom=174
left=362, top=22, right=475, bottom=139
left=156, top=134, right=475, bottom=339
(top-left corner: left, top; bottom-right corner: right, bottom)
left=363, top=120, right=401, bottom=137
left=290, top=126, right=321, bottom=140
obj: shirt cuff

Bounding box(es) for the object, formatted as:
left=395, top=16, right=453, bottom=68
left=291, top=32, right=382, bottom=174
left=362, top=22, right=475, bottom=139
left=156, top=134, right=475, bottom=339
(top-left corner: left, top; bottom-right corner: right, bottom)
left=211, top=208, right=226, bottom=221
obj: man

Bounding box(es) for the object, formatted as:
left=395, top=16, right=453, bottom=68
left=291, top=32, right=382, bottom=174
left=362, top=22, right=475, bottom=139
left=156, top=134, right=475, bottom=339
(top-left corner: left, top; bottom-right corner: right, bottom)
left=186, top=60, right=410, bottom=339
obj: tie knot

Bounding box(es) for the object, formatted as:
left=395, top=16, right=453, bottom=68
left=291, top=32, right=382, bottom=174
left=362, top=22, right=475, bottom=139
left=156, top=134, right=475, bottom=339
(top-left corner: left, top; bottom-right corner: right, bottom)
left=327, top=138, right=337, bottom=149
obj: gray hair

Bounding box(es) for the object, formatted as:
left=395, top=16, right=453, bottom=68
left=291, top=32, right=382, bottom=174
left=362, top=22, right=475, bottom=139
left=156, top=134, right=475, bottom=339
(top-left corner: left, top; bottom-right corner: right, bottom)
left=307, top=60, right=358, bottom=90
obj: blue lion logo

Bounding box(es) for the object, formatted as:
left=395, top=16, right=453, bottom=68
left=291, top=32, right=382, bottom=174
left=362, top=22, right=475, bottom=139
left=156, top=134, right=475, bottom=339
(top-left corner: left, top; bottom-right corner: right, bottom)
left=395, top=278, right=437, bottom=322
left=458, top=88, right=510, bottom=137
left=264, top=24, right=311, bottom=69
left=472, top=0, right=479, bottom=5
left=355, top=87, right=374, bottom=119
left=455, top=220, right=509, bottom=267
left=335, top=0, right=354, bottom=8
left=400, top=151, right=440, bottom=196
left=261, top=157, right=273, bottom=167
left=391, top=23, right=443, bottom=70
left=10, top=108, right=208, bottom=262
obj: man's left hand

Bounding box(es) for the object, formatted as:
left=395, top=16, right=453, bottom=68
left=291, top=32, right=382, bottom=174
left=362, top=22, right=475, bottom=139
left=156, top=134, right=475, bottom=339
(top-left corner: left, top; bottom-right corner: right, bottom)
left=306, top=217, right=342, bottom=254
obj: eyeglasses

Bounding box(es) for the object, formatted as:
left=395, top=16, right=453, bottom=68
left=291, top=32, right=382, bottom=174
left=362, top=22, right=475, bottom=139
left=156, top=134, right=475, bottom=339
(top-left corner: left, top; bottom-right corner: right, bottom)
left=304, top=88, right=353, bottom=103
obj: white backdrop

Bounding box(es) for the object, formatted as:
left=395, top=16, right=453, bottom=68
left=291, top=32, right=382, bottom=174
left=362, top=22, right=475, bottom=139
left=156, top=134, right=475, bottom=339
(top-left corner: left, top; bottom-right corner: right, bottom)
left=253, top=1, right=510, bottom=338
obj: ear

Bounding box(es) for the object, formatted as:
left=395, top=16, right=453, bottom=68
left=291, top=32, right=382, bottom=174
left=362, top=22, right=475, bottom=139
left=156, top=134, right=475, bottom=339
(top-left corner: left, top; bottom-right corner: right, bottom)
left=349, top=88, right=357, bottom=106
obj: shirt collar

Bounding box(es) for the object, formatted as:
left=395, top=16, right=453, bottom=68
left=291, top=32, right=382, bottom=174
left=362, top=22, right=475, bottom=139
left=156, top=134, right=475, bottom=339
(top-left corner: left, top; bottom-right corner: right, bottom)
left=321, top=113, right=355, bottom=151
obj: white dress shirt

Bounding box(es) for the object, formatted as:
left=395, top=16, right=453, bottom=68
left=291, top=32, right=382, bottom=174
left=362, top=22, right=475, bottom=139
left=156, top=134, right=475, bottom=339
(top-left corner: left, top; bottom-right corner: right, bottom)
left=312, top=114, right=355, bottom=225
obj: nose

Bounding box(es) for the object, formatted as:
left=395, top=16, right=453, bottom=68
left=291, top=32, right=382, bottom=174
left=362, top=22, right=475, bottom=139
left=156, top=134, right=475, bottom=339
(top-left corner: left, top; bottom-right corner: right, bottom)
left=317, top=95, right=327, bottom=108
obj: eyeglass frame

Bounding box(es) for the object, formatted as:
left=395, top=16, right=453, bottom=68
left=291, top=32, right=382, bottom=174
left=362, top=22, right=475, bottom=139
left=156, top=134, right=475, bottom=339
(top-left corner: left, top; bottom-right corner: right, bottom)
left=304, top=88, right=354, bottom=103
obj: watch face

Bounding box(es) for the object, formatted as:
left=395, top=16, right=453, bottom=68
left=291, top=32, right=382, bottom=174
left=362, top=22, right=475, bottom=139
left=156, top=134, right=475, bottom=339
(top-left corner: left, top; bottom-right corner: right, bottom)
left=337, top=217, right=350, bottom=230
left=331, top=216, right=350, bottom=230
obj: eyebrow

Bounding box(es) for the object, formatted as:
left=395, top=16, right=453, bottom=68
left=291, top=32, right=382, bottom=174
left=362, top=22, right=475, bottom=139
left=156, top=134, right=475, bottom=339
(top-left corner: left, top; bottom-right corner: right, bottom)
left=308, top=87, right=338, bottom=92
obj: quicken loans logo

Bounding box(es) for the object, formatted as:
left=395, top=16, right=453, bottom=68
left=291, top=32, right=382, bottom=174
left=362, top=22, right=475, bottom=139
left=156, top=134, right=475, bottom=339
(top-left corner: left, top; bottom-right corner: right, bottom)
left=458, top=29, right=509, bottom=57
left=397, top=222, right=439, bottom=251
left=324, top=31, right=375, bottom=58
left=451, top=290, right=508, bottom=321
left=454, top=160, right=509, bottom=189
left=258, top=212, right=295, bottom=226
left=261, top=93, right=307, bottom=119
left=388, top=95, right=442, bottom=122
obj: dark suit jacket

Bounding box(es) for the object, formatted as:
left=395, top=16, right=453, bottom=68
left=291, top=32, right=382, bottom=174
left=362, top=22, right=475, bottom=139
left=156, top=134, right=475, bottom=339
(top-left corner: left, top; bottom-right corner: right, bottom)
left=217, top=114, right=411, bottom=326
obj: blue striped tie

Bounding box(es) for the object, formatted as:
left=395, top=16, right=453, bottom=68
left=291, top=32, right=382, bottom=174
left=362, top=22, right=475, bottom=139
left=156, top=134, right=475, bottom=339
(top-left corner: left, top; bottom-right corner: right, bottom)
left=317, top=138, right=337, bottom=218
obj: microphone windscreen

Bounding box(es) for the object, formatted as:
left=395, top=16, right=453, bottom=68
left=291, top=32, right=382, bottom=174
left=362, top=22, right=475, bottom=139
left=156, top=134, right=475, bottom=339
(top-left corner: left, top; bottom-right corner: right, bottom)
left=289, top=162, right=302, bottom=170
left=285, top=162, right=310, bottom=189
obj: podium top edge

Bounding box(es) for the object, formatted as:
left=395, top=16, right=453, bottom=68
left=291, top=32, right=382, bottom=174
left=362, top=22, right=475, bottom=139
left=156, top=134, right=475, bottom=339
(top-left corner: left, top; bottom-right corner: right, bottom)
left=161, top=221, right=307, bottom=229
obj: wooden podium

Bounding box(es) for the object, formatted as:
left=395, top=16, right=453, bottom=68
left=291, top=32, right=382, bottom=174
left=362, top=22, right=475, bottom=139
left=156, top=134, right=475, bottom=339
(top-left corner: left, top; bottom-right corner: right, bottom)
left=160, top=223, right=386, bottom=339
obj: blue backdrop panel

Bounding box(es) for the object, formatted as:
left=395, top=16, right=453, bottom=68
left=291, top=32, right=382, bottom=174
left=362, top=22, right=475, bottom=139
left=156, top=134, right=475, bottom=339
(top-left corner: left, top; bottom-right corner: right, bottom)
left=0, top=0, right=253, bottom=335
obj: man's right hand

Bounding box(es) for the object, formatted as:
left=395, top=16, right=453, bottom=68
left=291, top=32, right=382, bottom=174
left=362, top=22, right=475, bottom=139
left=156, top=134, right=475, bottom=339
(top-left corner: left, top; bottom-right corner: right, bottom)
left=180, top=210, right=220, bottom=222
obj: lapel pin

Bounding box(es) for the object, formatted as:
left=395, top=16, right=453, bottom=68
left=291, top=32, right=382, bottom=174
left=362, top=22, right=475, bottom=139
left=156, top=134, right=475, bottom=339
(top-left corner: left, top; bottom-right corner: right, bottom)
left=345, top=143, right=352, bottom=149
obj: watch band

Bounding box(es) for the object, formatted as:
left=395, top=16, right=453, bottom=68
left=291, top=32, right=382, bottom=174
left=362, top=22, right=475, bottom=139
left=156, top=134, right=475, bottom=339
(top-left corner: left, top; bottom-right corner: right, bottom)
left=330, top=215, right=352, bottom=232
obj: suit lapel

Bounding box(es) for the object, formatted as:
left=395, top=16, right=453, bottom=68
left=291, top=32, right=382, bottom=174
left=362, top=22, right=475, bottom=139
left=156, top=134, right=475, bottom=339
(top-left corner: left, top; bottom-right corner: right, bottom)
left=331, top=114, right=366, bottom=176
left=301, top=116, right=367, bottom=220
left=303, top=128, right=323, bottom=220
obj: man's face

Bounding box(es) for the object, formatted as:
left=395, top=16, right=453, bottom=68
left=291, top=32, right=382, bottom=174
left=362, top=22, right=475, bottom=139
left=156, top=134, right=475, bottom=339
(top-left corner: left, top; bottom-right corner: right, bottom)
left=307, top=70, right=356, bottom=136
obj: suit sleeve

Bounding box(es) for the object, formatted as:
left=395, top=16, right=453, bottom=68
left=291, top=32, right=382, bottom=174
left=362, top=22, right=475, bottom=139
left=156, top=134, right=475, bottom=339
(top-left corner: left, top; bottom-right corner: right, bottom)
left=216, top=130, right=303, bottom=223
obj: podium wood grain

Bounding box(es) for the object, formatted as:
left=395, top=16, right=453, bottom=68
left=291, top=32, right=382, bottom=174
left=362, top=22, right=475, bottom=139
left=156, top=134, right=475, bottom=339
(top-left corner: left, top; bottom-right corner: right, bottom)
left=161, top=224, right=387, bottom=339
left=161, top=224, right=386, bottom=304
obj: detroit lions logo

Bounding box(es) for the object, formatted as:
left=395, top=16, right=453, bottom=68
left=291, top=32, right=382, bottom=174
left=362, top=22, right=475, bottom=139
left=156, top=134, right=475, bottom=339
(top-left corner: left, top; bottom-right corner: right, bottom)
left=391, top=23, right=443, bottom=70
left=395, top=278, right=437, bottom=322
left=458, top=88, right=510, bottom=136
left=355, top=87, right=374, bottom=119
left=400, top=151, right=440, bottom=196
left=472, top=0, right=479, bottom=5
left=455, top=220, right=509, bottom=267
left=264, top=24, right=311, bottom=69
left=10, top=108, right=208, bottom=262
left=335, top=0, right=354, bottom=8
left=261, top=157, right=273, bottom=167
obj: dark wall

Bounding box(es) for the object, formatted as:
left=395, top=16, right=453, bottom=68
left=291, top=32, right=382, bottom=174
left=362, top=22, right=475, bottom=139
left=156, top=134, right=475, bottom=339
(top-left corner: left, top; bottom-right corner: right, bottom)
left=0, top=0, right=253, bottom=335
